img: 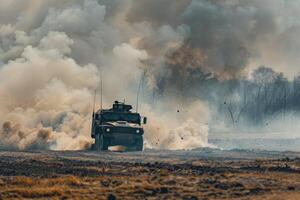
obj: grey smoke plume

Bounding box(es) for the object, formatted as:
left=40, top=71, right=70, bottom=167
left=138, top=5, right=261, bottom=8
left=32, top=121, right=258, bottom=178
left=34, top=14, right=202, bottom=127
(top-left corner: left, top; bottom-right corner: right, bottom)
left=130, top=0, right=300, bottom=79
left=0, top=0, right=300, bottom=150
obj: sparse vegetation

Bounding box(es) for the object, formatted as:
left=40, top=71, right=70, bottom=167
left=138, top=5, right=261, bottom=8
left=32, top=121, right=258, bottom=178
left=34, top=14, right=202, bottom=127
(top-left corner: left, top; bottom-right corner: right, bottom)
left=0, top=150, right=299, bottom=199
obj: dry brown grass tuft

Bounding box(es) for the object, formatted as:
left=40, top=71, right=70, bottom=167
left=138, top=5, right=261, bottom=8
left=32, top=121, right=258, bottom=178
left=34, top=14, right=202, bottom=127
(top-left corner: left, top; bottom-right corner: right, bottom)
left=0, top=176, right=86, bottom=199
left=9, top=176, right=36, bottom=186
left=46, top=176, right=83, bottom=187
left=5, top=176, right=84, bottom=188
left=3, top=187, right=64, bottom=198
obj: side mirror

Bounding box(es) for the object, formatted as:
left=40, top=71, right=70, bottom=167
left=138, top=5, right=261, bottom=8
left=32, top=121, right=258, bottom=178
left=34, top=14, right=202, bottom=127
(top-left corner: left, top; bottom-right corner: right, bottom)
left=143, top=117, right=147, bottom=124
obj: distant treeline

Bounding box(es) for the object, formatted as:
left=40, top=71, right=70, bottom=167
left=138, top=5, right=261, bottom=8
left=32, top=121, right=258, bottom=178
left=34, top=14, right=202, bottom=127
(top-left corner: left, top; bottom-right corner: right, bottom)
left=156, top=66, right=300, bottom=127
left=205, top=66, right=300, bottom=126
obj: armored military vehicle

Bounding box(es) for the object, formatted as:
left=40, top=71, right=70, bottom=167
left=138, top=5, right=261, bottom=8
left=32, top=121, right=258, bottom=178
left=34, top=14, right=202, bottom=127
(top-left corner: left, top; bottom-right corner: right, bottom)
left=91, top=101, right=147, bottom=151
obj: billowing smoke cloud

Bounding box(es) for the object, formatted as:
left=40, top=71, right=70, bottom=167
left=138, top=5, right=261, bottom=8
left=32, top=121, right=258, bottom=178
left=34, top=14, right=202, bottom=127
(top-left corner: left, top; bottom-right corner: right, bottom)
left=0, top=30, right=99, bottom=150
left=0, top=0, right=300, bottom=150
left=144, top=101, right=211, bottom=150
left=129, top=0, right=300, bottom=79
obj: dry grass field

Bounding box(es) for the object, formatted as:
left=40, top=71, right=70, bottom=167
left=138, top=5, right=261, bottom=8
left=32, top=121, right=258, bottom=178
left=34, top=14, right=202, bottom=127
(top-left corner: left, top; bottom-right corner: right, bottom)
left=0, top=149, right=299, bottom=200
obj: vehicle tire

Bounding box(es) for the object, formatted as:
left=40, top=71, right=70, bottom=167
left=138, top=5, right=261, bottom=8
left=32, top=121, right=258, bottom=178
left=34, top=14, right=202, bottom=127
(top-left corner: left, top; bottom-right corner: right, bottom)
left=135, top=136, right=143, bottom=151
left=99, top=134, right=108, bottom=151
left=95, top=134, right=102, bottom=151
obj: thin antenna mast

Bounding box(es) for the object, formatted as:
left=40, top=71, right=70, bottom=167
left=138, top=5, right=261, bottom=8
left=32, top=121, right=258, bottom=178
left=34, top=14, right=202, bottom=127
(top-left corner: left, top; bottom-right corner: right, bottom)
left=100, top=70, right=103, bottom=110
left=136, top=70, right=146, bottom=113
left=92, top=89, right=97, bottom=116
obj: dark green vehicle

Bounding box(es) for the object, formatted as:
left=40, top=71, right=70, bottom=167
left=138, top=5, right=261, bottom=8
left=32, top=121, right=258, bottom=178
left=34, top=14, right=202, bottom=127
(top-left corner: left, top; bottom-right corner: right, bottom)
left=91, top=101, right=147, bottom=151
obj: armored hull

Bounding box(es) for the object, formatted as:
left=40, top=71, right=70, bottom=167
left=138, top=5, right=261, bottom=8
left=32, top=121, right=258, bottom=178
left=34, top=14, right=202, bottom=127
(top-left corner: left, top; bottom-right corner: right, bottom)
left=91, top=101, right=146, bottom=151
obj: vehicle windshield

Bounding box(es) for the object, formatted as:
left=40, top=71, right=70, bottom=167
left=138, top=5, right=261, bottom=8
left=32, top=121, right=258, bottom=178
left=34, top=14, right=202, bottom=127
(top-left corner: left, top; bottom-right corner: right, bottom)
left=100, top=112, right=141, bottom=124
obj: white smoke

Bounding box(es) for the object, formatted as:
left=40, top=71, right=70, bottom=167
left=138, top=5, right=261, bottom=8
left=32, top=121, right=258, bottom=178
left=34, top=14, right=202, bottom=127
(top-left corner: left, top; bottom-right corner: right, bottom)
left=0, top=30, right=99, bottom=150
left=143, top=100, right=211, bottom=150
left=3, top=0, right=299, bottom=150
left=0, top=0, right=211, bottom=150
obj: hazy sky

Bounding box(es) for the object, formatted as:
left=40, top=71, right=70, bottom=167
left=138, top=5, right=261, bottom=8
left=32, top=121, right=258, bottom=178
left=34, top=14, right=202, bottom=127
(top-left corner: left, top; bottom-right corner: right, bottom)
left=0, top=0, right=299, bottom=150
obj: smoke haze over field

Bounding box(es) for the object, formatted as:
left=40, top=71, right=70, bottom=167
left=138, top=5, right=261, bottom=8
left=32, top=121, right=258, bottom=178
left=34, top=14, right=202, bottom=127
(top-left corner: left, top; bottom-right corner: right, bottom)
left=0, top=0, right=300, bottom=150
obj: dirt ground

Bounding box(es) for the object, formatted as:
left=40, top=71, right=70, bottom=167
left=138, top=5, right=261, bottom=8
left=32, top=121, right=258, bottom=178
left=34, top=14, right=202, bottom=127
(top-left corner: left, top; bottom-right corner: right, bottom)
left=0, top=149, right=299, bottom=200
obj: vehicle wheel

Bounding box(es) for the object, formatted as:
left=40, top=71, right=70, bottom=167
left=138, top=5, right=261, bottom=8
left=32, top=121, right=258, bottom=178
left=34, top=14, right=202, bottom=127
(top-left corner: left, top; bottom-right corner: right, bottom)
left=95, top=134, right=102, bottom=151
left=102, top=136, right=109, bottom=151
left=135, top=136, right=143, bottom=151
left=99, top=134, right=108, bottom=151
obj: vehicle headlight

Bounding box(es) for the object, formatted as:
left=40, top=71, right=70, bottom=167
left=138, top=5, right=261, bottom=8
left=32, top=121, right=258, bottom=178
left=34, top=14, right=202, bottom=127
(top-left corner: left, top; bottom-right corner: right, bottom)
left=106, top=128, right=111, bottom=132
left=136, top=129, right=140, bottom=133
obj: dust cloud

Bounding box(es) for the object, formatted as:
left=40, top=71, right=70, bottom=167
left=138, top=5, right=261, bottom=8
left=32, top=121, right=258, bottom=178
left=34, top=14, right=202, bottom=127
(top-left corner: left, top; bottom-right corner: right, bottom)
left=1, top=0, right=300, bottom=150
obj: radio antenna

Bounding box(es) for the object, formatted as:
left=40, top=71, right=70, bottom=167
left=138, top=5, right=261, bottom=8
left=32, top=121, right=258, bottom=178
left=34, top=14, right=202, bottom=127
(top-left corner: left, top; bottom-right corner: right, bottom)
left=136, top=70, right=146, bottom=113
left=92, top=89, right=97, bottom=117
left=100, top=70, right=103, bottom=110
